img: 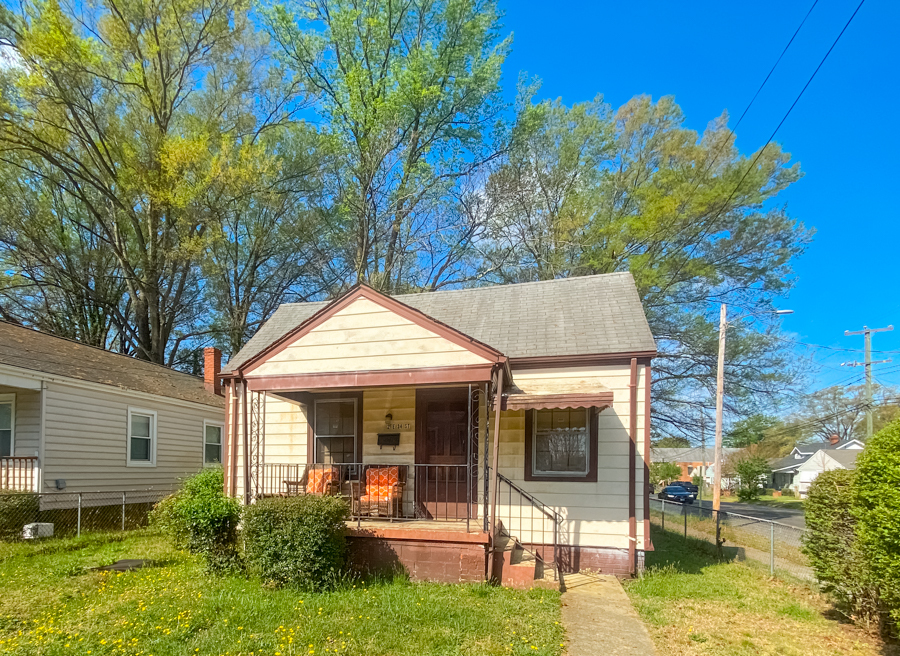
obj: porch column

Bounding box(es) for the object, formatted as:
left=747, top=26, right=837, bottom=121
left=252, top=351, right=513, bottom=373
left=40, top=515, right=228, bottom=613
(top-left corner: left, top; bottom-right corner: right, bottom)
left=487, top=366, right=504, bottom=579
left=242, top=378, right=250, bottom=505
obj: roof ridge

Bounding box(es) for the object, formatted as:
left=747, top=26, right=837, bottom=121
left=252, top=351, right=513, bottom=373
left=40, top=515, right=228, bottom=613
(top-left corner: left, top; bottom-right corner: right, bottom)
left=0, top=320, right=207, bottom=384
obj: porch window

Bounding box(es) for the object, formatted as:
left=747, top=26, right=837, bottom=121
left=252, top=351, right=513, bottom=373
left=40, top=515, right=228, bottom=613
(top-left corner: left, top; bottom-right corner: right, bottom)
left=525, top=407, right=598, bottom=482
left=127, top=408, right=156, bottom=466
left=0, top=394, right=13, bottom=457
left=314, top=399, right=357, bottom=464
left=204, top=422, right=223, bottom=465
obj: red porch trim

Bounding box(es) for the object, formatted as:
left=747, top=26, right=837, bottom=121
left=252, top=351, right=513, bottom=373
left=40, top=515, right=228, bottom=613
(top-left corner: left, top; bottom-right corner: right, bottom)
left=504, top=391, right=613, bottom=411
left=232, top=285, right=505, bottom=377
left=643, top=364, right=652, bottom=552
left=347, top=525, right=490, bottom=544
left=244, top=364, right=495, bottom=391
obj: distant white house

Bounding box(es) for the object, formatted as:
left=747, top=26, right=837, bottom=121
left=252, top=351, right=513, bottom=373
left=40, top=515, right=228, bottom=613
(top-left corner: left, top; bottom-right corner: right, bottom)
left=769, top=436, right=864, bottom=496
left=795, top=449, right=860, bottom=498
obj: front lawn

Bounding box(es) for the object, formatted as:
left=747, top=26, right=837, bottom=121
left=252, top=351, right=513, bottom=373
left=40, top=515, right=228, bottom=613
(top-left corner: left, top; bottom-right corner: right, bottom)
left=0, top=531, right=564, bottom=656
left=625, top=528, right=895, bottom=656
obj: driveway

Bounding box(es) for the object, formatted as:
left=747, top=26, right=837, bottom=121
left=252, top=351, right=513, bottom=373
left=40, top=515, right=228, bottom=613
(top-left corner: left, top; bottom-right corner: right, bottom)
left=697, top=500, right=805, bottom=529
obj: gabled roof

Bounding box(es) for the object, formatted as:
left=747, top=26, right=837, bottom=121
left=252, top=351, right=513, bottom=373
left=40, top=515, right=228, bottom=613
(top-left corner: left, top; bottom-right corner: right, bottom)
left=822, top=449, right=860, bottom=469
left=224, top=273, right=656, bottom=374
left=792, top=438, right=863, bottom=455
left=771, top=453, right=811, bottom=472
left=0, top=321, right=224, bottom=408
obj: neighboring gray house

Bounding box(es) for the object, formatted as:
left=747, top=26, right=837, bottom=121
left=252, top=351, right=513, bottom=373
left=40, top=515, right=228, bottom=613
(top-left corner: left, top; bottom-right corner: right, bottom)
left=769, top=436, right=864, bottom=495
left=0, top=321, right=225, bottom=493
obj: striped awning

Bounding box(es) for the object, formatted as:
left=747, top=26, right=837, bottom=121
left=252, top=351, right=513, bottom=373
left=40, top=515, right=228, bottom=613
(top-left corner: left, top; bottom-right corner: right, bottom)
left=504, top=377, right=614, bottom=411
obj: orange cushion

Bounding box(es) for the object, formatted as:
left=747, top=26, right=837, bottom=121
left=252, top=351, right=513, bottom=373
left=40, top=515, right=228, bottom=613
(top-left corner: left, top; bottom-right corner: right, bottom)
left=307, top=467, right=337, bottom=494
left=365, top=466, right=399, bottom=489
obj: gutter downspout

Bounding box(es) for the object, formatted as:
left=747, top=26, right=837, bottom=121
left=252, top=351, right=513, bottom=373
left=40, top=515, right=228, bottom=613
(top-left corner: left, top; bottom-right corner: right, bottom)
left=37, top=380, right=46, bottom=493
left=628, top=358, right=638, bottom=576
left=230, top=381, right=239, bottom=497
left=242, top=378, right=250, bottom=505
left=487, top=365, right=505, bottom=581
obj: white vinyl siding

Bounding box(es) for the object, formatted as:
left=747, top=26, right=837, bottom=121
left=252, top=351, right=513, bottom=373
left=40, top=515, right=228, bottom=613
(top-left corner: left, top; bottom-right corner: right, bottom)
left=41, top=380, right=223, bottom=492
left=247, top=298, right=490, bottom=377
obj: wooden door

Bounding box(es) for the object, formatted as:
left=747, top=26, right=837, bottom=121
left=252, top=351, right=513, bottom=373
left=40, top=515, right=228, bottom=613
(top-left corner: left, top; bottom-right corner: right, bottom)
left=415, top=388, right=472, bottom=519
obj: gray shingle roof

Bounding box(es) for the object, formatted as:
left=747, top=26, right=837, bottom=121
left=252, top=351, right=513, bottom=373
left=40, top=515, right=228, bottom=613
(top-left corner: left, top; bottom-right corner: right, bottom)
left=224, top=273, right=655, bottom=373
left=0, top=321, right=225, bottom=408
left=822, top=449, right=859, bottom=469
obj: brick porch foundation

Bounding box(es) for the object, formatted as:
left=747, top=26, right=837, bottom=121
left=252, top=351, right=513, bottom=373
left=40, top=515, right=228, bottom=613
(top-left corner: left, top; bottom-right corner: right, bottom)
left=346, top=525, right=489, bottom=583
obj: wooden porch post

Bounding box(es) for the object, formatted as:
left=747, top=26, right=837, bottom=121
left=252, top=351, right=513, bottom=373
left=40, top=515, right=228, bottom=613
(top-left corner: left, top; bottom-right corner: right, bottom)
left=628, top=358, right=638, bottom=576
left=242, top=378, right=250, bottom=505
left=487, top=365, right=505, bottom=580
left=230, top=381, right=240, bottom=497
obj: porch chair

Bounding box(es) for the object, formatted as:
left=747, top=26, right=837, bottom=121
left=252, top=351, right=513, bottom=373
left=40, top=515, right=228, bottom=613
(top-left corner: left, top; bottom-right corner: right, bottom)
left=283, top=464, right=341, bottom=497
left=351, top=465, right=407, bottom=518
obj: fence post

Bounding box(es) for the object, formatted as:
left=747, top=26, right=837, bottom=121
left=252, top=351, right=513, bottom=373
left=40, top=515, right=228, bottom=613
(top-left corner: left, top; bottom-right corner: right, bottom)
left=661, top=499, right=665, bottom=531
left=684, top=505, right=687, bottom=538
left=715, top=510, right=722, bottom=559
left=770, top=521, right=775, bottom=576
left=121, top=492, right=126, bottom=531
left=77, top=493, right=82, bottom=537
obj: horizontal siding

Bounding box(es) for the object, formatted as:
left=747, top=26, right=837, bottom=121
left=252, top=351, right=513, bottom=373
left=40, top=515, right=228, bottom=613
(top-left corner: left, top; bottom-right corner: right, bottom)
left=42, top=381, right=225, bottom=492
left=0, top=385, right=40, bottom=456
left=488, top=364, right=649, bottom=548
left=249, top=298, right=490, bottom=376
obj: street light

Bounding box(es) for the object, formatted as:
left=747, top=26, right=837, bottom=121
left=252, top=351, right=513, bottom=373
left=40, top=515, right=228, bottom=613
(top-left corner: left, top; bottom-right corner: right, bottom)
left=712, top=305, right=793, bottom=513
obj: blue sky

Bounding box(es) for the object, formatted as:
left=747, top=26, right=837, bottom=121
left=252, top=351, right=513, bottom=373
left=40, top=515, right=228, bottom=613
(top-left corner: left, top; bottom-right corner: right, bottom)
left=498, top=0, right=900, bottom=393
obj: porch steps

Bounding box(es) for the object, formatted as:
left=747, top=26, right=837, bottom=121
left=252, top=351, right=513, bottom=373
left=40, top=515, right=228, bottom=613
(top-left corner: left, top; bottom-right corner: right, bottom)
left=494, top=535, right=559, bottom=590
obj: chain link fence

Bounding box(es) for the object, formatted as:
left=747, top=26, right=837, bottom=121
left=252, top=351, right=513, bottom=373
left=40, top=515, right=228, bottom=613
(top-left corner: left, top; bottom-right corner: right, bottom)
left=0, top=489, right=176, bottom=541
left=649, top=498, right=812, bottom=582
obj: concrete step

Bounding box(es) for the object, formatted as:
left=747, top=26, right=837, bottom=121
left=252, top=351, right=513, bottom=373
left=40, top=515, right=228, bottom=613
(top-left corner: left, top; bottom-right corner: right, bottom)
left=494, top=535, right=560, bottom=590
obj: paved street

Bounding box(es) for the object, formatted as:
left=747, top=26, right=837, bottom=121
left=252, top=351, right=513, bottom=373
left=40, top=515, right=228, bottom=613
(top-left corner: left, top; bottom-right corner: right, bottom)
left=697, top=500, right=806, bottom=529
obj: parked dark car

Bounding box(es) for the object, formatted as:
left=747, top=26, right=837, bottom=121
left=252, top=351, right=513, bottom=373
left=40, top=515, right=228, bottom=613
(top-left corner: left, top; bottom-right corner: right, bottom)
left=657, top=485, right=694, bottom=504
left=675, top=481, right=698, bottom=498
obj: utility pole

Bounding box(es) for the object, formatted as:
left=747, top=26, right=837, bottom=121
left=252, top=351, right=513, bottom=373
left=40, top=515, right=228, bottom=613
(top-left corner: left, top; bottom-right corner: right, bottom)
left=713, top=304, right=726, bottom=513
left=843, top=325, right=893, bottom=438
left=699, top=411, right=705, bottom=505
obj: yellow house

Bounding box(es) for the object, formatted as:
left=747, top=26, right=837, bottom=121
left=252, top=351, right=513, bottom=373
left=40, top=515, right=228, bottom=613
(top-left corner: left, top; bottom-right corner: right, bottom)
left=220, top=273, right=655, bottom=587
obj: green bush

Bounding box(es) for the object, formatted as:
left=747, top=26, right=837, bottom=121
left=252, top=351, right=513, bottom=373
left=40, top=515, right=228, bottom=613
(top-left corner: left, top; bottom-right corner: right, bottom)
left=0, top=491, right=39, bottom=540
left=804, top=470, right=881, bottom=630
left=150, top=469, right=241, bottom=573
left=242, top=495, right=349, bottom=590
left=780, top=486, right=794, bottom=497
left=734, top=455, right=771, bottom=501
left=762, top=488, right=776, bottom=496
left=855, top=419, right=900, bottom=629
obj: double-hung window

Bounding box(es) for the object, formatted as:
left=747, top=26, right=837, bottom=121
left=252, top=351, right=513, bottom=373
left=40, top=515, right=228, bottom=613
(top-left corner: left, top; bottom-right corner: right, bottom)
left=0, top=394, right=14, bottom=458
left=204, top=422, right=223, bottom=465
left=526, top=407, right=598, bottom=482
left=314, top=399, right=357, bottom=464
left=127, top=408, right=156, bottom=466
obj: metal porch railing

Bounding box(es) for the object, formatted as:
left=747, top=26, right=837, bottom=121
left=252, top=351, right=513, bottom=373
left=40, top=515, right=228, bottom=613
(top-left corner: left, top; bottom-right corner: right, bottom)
left=493, top=470, right=563, bottom=574
left=0, top=457, right=37, bottom=492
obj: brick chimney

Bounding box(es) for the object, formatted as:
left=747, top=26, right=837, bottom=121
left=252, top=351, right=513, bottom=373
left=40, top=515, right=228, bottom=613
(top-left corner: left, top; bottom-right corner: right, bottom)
left=204, top=347, right=222, bottom=396
left=828, top=434, right=841, bottom=446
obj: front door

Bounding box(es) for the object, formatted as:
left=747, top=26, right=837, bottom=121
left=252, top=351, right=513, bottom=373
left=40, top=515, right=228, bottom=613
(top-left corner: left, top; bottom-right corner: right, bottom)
left=415, top=388, right=472, bottom=519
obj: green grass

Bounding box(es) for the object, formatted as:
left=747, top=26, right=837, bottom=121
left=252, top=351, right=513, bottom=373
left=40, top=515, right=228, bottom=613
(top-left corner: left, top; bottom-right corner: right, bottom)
left=0, top=530, right=564, bottom=656
left=720, top=495, right=805, bottom=510
left=625, top=527, right=894, bottom=656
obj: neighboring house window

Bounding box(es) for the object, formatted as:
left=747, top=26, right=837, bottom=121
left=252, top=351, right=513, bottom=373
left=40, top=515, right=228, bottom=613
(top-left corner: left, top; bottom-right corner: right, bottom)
left=314, top=399, right=357, bottom=464
left=204, top=422, right=223, bottom=465
left=0, top=394, right=13, bottom=457
left=525, top=408, right=598, bottom=482
left=127, top=408, right=156, bottom=466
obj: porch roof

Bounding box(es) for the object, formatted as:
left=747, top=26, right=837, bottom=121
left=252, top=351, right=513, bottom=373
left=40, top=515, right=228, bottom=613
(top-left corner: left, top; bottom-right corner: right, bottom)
left=503, top=376, right=614, bottom=411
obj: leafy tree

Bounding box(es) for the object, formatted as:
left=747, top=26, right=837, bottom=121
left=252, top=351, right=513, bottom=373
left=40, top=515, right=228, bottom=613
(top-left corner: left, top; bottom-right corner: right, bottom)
left=787, top=384, right=896, bottom=443
left=0, top=0, right=302, bottom=364
left=725, top=414, right=779, bottom=448
left=732, top=454, right=771, bottom=501
left=265, top=0, right=511, bottom=292
left=649, top=461, right=682, bottom=484
left=483, top=93, right=810, bottom=438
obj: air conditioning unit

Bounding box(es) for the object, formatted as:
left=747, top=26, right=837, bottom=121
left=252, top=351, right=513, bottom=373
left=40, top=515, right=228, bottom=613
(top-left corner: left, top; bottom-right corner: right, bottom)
left=22, top=523, right=54, bottom=539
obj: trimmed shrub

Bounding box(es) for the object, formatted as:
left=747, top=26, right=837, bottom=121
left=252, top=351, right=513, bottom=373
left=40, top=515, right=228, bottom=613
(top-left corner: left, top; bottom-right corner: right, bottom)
left=0, top=491, right=39, bottom=540
left=242, top=495, right=349, bottom=590
left=855, top=419, right=900, bottom=629
left=150, top=469, right=241, bottom=573
left=803, top=469, right=882, bottom=631
left=780, top=486, right=794, bottom=497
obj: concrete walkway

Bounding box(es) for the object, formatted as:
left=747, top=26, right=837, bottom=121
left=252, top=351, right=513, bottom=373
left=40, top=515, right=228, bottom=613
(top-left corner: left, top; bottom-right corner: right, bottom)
left=560, top=573, right=657, bottom=656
